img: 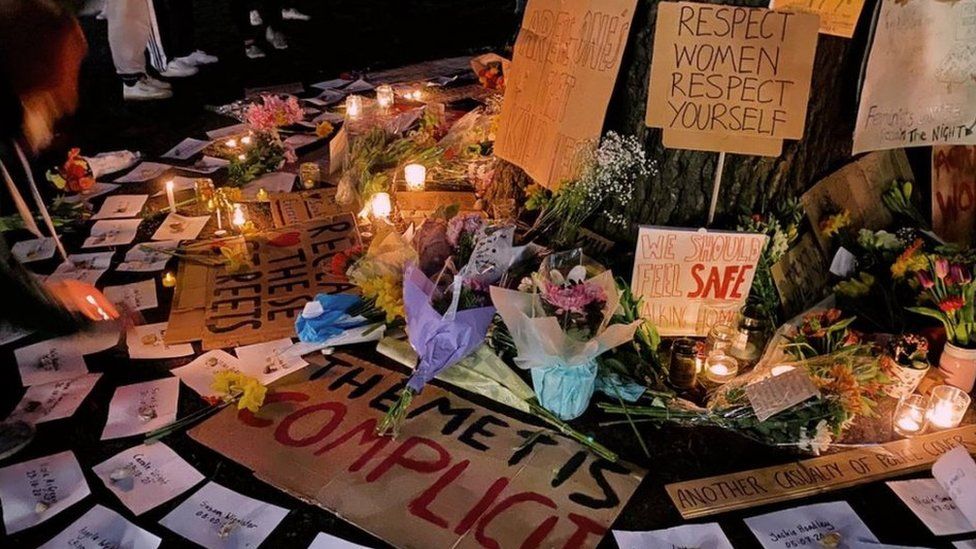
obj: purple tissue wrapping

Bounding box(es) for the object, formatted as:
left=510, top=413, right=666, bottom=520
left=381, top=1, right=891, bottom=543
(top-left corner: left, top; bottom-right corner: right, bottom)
left=403, top=264, right=495, bottom=393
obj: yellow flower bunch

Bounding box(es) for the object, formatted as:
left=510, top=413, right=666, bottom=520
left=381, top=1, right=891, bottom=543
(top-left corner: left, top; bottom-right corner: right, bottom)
left=819, top=210, right=851, bottom=239
left=359, top=274, right=405, bottom=323
left=315, top=121, right=334, bottom=138
left=890, top=238, right=927, bottom=279
left=211, top=370, right=267, bottom=413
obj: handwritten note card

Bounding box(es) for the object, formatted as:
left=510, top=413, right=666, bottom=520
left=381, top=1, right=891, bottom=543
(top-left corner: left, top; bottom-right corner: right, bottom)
left=11, top=237, right=56, bottom=263
left=934, top=446, right=976, bottom=529
left=15, top=338, right=88, bottom=386
left=234, top=338, right=309, bottom=385
left=614, top=523, right=733, bottom=549
left=101, top=377, right=180, bottom=440
left=126, top=322, right=194, bottom=359
left=48, top=251, right=114, bottom=285
left=745, top=501, right=878, bottom=549
left=115, top=161, right=171, bottom=183
left=631, top=227, right=767, bottom=336
left=0, top=450, right=90, bottom=534
left=117, top=240, right=178, bottom=272
left=159, top=481, right=288, bottom=548
left=93, top=443, right=204, bottom=515
left=178, top=155, right=230, bottom=175
left=8, top=373, right=102, bottom=424
left=104, top=279, right=158, bottom=311
left=162, top=137, right=211, bottom=160
left=888, top=478, right=975, bottom=536
left=171, top=350, right=245, bottom=397
left=91, top=194, right=149, bottom=219
left=151, top=213, right=210, bottom=241
left=83, top=218, right=142, bottom=248
left=770, top=0, right=866, bottom=38
left=38, top=504, right=160, bottom=549
left=745, top=368, right=820, bottom=421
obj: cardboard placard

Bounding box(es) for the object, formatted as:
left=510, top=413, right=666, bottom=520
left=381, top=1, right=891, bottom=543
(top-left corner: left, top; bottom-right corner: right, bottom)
left=165, top=214, right=360, bottom=349
left=770, top=0, right=867, bottom=38
left=631, top=226, right=767, bottom=336
left=190, top=352, right=644, bottom=548
left=663, top=129, right=783, bottom=157
left=932, top=145, right=976, bottom=246
left=646, top=2, right=819, bottom=155
left=494, top=0, right=637, bottom=189
left=770, top=232, right=831, bottom=318
left=269, top=189, right=357, bottom=228
left=666, top=424, right=976, bottom=519
left=853, top=0, right=976, bottom=154
left=801, top=149, right=911, bottom=253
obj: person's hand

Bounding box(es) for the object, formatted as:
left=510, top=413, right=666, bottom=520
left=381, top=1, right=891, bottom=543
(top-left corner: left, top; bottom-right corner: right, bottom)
left=45, top=280, right=119, bottom=321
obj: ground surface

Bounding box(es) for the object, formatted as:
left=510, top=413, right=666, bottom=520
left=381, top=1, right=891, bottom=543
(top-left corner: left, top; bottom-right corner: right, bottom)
left=0, top=1, right=965, bottom=547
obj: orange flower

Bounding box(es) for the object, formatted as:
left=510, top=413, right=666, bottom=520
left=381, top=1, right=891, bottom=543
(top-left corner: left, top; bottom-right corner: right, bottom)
left=939, top=296, right=965, bottom=313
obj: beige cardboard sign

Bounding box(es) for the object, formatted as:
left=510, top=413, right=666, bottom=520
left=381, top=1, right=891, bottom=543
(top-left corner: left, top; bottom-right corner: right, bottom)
left=630, top=226, right=767, bottom=337
left=269, top=189, right=356, bottom=228
left=667, top=424, right=976, bottom=519
left=801, top=149, right=912, bottom=253
left=932, top=145, right=976, bottom=246
left=770, top=0, right=866, bottom=38
left=770, top=232, right=831, bottom=318
left=853, top=0, right=976, bottom=154
left=663, top=129, right=783, bottom=156
left=166, top=214, right=360, bottom=349
left=190, top=352, right=644, bottom=548
left=646, top=2, right=819, bottom=153
left=494, top=0, right=637, bottom=189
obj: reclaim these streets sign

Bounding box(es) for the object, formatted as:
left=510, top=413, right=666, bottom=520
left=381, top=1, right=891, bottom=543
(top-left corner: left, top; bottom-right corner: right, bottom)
left=494, top=0, right=637, bottom=189
left=631, top=227, right=767, bottom=337
left=190, top=353, right=645, bottom=548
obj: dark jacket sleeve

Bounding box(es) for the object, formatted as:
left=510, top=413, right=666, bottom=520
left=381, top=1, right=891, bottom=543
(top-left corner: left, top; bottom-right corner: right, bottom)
left=0, top=235, right=84, bottom=336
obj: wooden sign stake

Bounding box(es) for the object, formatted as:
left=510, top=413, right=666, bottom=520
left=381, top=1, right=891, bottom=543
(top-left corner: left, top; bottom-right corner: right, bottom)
left=707, top=151, right=726, bottom=226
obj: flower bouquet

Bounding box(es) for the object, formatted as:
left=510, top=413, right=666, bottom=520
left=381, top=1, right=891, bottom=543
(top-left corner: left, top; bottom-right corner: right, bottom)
left=45, top=148, right=140, bottom=194
left=909, top=258, right=976, bottom=348
left=879, top=334, right=930, bottom=398
left=491, top=252, right=639, bottom=420
left=783, top=308, right=860, bottom=360
left=341, top=230, right=417, bottom=324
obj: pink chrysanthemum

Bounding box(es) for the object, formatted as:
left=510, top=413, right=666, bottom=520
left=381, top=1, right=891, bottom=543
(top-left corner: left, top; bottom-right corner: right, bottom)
left=540, top=281, right=606, bottom=315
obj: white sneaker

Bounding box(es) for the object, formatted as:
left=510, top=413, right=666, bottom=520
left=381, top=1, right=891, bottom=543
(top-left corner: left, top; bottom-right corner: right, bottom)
left=281, top=8, right=311, bottom=20
left=245, top=43, right=267, bottom=59
left=265, top=27, right=288, bottom=50
left=144, top=76, right=172, bottom=90
left=249, top=10, right=262, bottom=26
left=187, top=50, right=219, bottom=65
left=159, top=58, right=198, bottom=77
left=123, top=80, right=173, bottom=101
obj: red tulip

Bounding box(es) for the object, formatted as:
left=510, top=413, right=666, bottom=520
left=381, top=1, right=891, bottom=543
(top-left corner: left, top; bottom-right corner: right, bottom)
left=935, top=258, right=950, bottom=279
left=917, top=270, right=935, bottom=289
left=951, top=264, right=972, bottom=285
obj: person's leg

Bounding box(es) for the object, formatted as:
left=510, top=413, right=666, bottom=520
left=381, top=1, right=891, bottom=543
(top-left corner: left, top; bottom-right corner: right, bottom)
left=145, top=0, right=168, bottom=72
left=260, top=0, right=287, bottom=50
left=106, top=0, right=151, bottom=81
left=232, top=0, right=266, bottom=58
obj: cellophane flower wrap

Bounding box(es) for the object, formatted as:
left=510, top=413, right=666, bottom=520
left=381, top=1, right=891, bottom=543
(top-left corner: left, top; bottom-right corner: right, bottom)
left=345, top=229, right=418, bottom=324
left=491, top=257, right=639, bottom=420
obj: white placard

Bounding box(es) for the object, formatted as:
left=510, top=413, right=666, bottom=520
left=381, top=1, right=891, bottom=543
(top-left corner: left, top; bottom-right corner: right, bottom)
left=93, top=443, right=204, bottom=515
left=614, top=523, right=733, bottom=549
left=0, top=450, right=90, bottom=534
left=91, top=194, right=149, bottom=219
left=171, top=350, right=245, bottom=397
left=114, top=161, right=171, bottom=183
left=15, top=338, right=88, bottom=386
left=935, top=446, right=976, bottom=529
left=82, top=218, right=142, bottom=248
left=159, top=481, right=288, bottom=548
left=117, top=240, right=179, bottom=272
left=101, top=377, right=180, bottom=440
left=103, top=279, right=158, bottom=311
left=38, top=504, right=161, bottom=549
left=11, top=237, right=56, bottom=263
left=126, top=322, right=195, bottom=359
left=242, top=171, right=295, bottom=199
left=162, top=137, right=211, bottom=160
left=888, top=478, right=975, bottom=536
left=744, top=501, right=878, bottom=549
left=151, top=213, right=209, bottom=241
left=7, top=373, right=102, bottom=424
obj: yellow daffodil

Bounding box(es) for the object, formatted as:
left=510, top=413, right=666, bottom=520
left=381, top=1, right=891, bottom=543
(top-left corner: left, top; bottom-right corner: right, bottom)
left=210, top=370, right=267, bottom=413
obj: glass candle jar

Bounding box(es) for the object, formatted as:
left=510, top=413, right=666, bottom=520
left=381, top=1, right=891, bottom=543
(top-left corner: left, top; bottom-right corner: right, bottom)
left=705, top=323, right=737, bottom=355
left=194, top=178, right=215, bottom=205
left=731, top=305, right=769, bottom=363
left=345, top=95, right=363, bottom=118
left=894, top=394, right=930, bottom=437
left=927, top=385, right=971, bottom=430
left=704, top=353, right=738, bottom=384
left=376, top=84, right=394, bottom=110
left=300, top=162, right=320, bottom=189
left=669, top=338, right=699, bottom=390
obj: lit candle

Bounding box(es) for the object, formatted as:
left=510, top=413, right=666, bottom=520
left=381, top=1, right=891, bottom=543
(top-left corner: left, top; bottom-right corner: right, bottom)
left=894, top=394, right=929, bottom=437
left=256, top=188, right=269, bottom=201
left=930, top=401, right=959, bottom=429
left=161, top=272, right=176, bottom=288
left=370, top=192, right=392, bottom=219
left=927, top=385, right=971, bottom=430
left=225, top=138, right=237, bottom=148
left=376, top=85, right=394, bottom=110
left=237, top=153, right=246, bottom=161
left=704, top=354, right=738, bottom=384
left=231, top=204, right=246, bottom=230
left=404, top=163, right=426, bottom=191
left=240, top=135, right=252, bottom=146
left=214, top=205, right=226, bottom=236
left=896, top=416, right=921, bottom=433
left=165, top=180, right=176, bottom=213
left=345, top=95, right=363, bottom=118
left=771, top=364, right=795, bottom=377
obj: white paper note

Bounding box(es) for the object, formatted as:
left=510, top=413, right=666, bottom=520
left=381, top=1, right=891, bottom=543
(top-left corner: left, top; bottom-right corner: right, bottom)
left=312, top=78, right=353, bottom=90
left=151, top=175, right=197, bottom=197
left=308, top=531, right=370, bottom=549
left=343, top=78, right=374, bottom=92
left=935, top=446, right=976, bottom=529
left=315, top=89, right=347, bottom=105
left=242, top=171, right=295, bottom=199
left=101, top=377, right=180, bottom=440
left=206, top=123, right=248, bottom=140
left=0, top=450, right=90, bottom=534
left=178, top=155, right=230, bottom=175
left=171, top=350, right=245, bottom=397
left=126, top=322, right=195, bottom=359
left=38, top=504, right=161, bottom=549
left=15, top=338, right=88, bottom=386
left=234, top=338, right=308, bottom=385
left=91, top=194, right=149, bottom=219
left=614, top=523, right=733, bottom=549
left=11, top=237, right=56, bottom=263
left=117, top=240, right=178, bottom=272
left=888, top=478, right=974, bottom=536
left=159, top=481, right=288, bottom=548
left=83, top=218, right=142, bottom=248
left=104, top=279, right=158, bottom=311
left=93, top=443, right=204, bottom=515
left=62, top=182, right=119, bottom=203
left=955, top=541, right=976, bottom=548
left=7, top=373, right=102, bottom=424
left=151, top=213, right=209, bottom=241
left=48, top=251, right=114, bottom=285
left=744, top=501, right=878, bottom=549
left=162, top=137, right=211, bottom=160
left=114, top=161, right=171, bottom=183
left=71, top=320, right=124, bottom=354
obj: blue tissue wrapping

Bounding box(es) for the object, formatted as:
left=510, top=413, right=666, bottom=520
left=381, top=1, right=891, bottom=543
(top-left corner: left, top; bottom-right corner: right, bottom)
left=294, top=293, right=364, bottom=343
left=530, top=360, right=598, bottom=421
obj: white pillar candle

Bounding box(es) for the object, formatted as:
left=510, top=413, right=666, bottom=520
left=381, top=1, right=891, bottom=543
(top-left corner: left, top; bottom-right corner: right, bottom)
left=371, top=192, right=392, bottom=219
left=404, top=163, right=426, bottom=191
left=231, top=204, right=246, bottom=230
left=346, top=95, right=363, bottom=118
left=376, top=85, right=394, bottom=110
left=165, top=180, right=176, bottom=213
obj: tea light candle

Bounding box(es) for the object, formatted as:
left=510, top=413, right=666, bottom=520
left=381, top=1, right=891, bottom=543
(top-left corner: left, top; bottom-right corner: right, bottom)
left=161, top=272, right=176, bottom=288
left=256, top=188, right=269, bottom=202
left=165, top=180, right=176, bottom=213
left=370, top=192, right=392, bottom=219
left=225, top=138, right=238, bottom=148
left=404, top=163, right=426, bottom=191
left=237, top=153, right=246, bottom=161
left=704, top=353, right=738, bottom=384
left=231, top=204, right=246, bottom=230
left=927, top=385, right=971, bottom=429
left=894, top=394, right=929, bottom=437
left=240, top=135, right=252, bottom=146
left=346, top=95, right=363, bottom=118
left=771, top=364, right=795, bottom=377
left=376, top=85, right=394, bottom=110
